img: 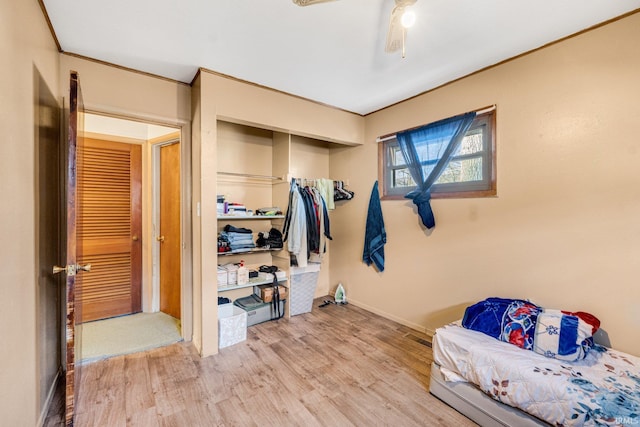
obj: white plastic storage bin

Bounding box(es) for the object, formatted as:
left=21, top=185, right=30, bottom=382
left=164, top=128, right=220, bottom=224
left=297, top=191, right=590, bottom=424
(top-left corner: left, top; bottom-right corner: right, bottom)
left=289, top=263, right=320, bottom=316
left=218, top=305, right=247, bottom=349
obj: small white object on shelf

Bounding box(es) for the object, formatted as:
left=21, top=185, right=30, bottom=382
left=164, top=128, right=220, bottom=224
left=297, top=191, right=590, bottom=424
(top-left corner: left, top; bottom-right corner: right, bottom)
left=221, top=263, right=238, bottom=285
left=258, top=270, right=287, bottom=282
left=217, top=267, right=228, bottom=287
left=237, top=260, right=249, bottom=286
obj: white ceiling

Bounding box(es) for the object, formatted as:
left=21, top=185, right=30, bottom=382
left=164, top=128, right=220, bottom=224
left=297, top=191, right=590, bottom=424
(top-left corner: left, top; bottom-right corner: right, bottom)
left=43, top=0, right=640, bottom=115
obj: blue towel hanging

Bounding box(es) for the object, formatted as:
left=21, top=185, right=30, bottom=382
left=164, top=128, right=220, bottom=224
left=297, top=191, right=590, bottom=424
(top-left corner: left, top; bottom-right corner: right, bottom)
left=363, top=181, right=386, bottom=272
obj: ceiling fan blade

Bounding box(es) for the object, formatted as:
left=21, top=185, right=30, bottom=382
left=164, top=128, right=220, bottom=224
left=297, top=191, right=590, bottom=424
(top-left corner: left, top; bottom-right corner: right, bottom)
left=385, top=6, right=404, bottom=52
left=292, top=0, right=338, bottom=6
left=385, top=0, right=417, bottom=53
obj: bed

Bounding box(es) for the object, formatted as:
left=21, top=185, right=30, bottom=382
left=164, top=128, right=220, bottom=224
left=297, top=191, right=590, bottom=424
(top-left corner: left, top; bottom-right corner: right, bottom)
left=429, top=300, right=640, bottom=427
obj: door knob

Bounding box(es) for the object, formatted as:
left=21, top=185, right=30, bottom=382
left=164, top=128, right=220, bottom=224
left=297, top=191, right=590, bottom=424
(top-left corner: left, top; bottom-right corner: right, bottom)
left=52, top=264, right=91, bottom=275
left=157, top=235, right=165, bottom=243
left=132, top=235, right=139, bottom=241
left=52, top=265, right=67, bottom=275
left=76, top=263, right=91, bottom=272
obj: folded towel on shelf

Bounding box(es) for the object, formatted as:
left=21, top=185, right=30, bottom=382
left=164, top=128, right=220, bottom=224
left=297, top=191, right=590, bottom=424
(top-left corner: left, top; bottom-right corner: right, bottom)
left=363, top=181, right=386, bottom=272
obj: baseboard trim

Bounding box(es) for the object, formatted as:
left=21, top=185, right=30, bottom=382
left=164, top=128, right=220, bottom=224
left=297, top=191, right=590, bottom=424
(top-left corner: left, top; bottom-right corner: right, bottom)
left=425, top=327, right=436, bottom=342
left=38, top=368, right=61, bottom=427
left=347, top=298, right=427, bottom=334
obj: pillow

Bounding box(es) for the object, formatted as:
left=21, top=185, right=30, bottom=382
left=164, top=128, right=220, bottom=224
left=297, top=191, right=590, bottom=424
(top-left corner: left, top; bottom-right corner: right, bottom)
left=561, top=310, right=601, bottom=335
left=533, top=309, right=596, bottom=361
left=462, top=298, right=600, bottom=361
left=462, top=297, right=542, bottom=351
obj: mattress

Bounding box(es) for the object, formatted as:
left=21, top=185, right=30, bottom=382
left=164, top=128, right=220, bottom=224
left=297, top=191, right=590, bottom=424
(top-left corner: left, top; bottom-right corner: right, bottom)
left=430, top=362, right=548, bottom=427
left=432, top=323, right=640, bottom=426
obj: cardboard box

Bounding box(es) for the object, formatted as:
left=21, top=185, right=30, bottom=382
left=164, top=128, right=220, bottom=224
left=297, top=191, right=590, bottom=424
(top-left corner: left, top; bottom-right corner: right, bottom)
left=218, top=306, right=247, bottom=349
left=254, top=284, right=288, bottom=303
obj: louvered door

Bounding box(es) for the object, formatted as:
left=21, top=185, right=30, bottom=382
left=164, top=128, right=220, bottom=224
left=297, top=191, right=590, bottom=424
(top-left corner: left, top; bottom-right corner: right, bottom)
left=77, top=138, right=142, bottom=322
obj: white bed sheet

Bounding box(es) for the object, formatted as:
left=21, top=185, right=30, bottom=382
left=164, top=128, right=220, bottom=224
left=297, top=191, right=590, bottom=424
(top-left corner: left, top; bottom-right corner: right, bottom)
left=433, top=323, right=640, bottom=426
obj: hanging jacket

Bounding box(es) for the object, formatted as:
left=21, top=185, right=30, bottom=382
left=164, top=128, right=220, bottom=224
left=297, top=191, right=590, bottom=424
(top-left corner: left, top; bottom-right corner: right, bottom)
left=286, top=184, right=308, bottom=267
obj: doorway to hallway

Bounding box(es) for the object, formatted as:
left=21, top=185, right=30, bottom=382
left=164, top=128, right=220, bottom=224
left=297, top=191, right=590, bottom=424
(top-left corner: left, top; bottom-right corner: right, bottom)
left=79, top=112, right=184, bottom=361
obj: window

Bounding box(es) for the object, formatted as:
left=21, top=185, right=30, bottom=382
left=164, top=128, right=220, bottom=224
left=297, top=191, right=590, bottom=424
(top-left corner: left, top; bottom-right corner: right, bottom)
left=380, top=110, right=496, bottom=199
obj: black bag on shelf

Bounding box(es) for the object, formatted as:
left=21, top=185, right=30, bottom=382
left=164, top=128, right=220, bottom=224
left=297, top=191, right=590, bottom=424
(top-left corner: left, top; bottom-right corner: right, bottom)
left=265, top=228, right=283, bottom=249
left=256, top=228, right=283, bottom=249
left=256, top=232, right=267, bottom=247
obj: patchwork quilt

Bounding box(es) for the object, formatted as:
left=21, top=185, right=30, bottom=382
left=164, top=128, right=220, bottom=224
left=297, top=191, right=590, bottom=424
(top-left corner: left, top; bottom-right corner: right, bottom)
left=434, top=324, right=640, bottom=426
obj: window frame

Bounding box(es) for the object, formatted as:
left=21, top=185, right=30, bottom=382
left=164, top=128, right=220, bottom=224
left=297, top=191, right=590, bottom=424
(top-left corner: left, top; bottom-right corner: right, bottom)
left=378, top=110, right=496, bottom=200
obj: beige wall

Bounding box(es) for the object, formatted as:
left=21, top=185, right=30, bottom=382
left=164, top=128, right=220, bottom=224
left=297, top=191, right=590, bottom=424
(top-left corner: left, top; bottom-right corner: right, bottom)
left=59, top=55, right=191, bottom=125
left=192, top=70, right=364, bottom=355
left=217, top=121, right=276, bottom=208
left=205, top=70, right=365, bottom=146
left=0, top=0, right=61, bottom=425
left=329, top=12, right=640, bottom=356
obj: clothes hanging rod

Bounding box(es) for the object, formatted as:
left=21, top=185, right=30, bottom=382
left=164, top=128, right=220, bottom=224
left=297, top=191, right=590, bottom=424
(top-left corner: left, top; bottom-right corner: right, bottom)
left=292, top=176, right=350, bottom=186
left=376, top=105, right=497, bottom=143
left=218, top=171, right=284, bottom=180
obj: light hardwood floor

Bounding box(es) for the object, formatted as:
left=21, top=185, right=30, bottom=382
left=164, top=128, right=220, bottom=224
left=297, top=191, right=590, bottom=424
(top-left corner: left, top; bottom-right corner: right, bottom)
left=45, top=298, right=477, bottom=426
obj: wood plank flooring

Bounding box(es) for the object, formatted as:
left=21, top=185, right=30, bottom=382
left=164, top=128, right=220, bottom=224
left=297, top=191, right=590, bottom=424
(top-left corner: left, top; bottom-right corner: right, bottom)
left=45, top=298, right=477, bottom=426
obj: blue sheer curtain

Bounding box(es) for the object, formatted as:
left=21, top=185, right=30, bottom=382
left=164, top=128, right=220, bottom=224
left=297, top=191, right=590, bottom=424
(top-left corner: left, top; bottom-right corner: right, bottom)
left=396, top=112, right=476, bottom=229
